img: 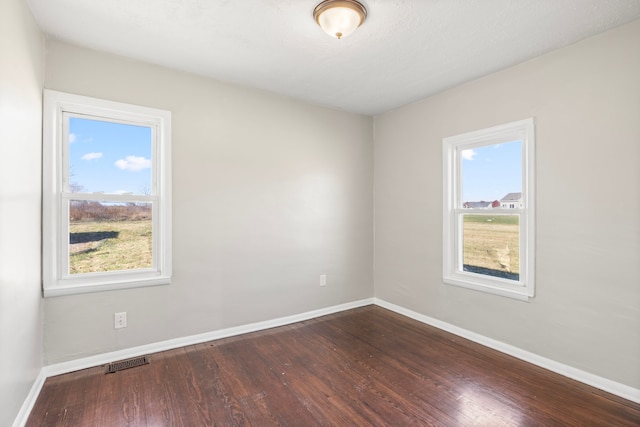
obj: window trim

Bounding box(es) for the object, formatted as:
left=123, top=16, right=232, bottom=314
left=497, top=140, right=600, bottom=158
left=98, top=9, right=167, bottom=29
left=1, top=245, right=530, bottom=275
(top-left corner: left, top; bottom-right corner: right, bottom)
left=442, top=118, right=535, bottom=301
left=43, top=90, right=172, bottom=297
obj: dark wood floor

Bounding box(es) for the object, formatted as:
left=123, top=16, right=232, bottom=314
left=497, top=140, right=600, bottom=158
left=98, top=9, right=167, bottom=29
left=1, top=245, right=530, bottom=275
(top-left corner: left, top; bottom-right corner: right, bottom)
left=28, top=305, right=640, bottom=426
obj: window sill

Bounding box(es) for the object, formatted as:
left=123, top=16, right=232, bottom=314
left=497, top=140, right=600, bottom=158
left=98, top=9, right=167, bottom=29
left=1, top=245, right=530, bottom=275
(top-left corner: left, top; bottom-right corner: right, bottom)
left=43, top=275, right=171, bottom=298
left=443, top=275, right=532, bottom=302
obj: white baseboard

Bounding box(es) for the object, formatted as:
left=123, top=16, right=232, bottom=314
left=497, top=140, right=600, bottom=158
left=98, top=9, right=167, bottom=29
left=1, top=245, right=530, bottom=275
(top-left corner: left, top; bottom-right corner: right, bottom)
left=374, top=298, right=640, bottom=404
left=44, top=298, right=374, bottom=377
left=11, top=369, right=46, bottom=427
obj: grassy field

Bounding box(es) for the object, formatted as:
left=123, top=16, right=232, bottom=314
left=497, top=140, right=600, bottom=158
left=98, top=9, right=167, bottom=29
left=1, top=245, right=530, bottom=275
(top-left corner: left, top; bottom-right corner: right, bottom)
left=69, top=219, right=152, bottom=274
left=463, top=215, right=519, bottom=278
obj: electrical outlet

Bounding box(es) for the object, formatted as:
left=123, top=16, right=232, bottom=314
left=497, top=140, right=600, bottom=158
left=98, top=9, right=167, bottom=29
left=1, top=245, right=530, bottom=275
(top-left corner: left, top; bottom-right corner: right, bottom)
left=114, top=312, right=127, bottom=329
left=320, top=274, right=327, bottom=287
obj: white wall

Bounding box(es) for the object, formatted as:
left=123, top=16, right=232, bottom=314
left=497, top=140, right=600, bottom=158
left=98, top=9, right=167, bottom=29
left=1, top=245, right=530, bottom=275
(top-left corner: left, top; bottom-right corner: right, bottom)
left=374, top=19, right=640, bottom=389
left=43, top=41, right=374, bottom=363
left=0, top=0, right=44, bottom=424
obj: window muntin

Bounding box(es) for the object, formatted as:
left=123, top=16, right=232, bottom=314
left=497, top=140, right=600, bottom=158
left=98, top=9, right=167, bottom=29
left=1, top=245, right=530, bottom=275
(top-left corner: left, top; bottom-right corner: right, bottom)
left=43, top=90, right=171, bottom=297
left=443, top=119, right=534, bottom=300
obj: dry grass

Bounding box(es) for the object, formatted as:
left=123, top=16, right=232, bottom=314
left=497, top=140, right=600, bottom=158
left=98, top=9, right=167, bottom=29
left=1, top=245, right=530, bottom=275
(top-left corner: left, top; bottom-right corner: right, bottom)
left=463, top=215, right=519, bottom=276
left=69, top=220, right=152, bottom=274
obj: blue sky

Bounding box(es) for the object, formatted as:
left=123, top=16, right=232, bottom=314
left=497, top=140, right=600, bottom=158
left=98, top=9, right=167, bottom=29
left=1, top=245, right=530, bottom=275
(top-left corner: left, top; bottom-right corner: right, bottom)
left=461, top=140, right=522, bottom=203
left=68, top=117, right=152, bottom=195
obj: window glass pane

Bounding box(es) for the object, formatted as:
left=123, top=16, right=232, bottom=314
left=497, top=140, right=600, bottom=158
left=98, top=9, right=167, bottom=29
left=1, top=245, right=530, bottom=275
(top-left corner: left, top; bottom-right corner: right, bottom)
left=67, top=116, right=153, bottom=195
left=462, top=214, right=519, bottom=281
left=460, top=140, right=522, bottom=208
left=69, top=201, right=152, bottom=274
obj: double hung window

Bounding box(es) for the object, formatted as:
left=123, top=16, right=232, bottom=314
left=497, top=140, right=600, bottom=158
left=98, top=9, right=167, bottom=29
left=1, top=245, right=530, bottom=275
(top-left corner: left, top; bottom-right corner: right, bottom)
left=443, top=118, right=535, bottom=300
left=43, top=90, right=171, bottom=296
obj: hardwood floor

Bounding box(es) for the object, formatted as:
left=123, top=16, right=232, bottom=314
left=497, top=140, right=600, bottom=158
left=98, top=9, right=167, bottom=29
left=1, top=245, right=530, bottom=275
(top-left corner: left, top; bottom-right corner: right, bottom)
left=27, top=305, right=640, bottom=426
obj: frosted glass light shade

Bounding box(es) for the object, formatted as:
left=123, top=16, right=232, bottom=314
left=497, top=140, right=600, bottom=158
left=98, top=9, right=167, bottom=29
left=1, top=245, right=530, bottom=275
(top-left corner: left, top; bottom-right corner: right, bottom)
left=313, top=0, right=367, bottom=39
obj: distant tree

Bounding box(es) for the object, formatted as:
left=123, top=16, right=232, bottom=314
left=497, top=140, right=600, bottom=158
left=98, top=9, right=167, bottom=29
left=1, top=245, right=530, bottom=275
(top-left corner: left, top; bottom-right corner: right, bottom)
left=139, top=183, right=151, bottom=196
left=69, top=182, right=86, bottom=193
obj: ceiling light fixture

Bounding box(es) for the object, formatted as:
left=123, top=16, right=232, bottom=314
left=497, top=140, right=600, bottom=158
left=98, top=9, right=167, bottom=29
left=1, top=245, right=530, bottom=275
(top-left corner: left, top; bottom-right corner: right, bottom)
left=313, top=0, right=367, bottom=40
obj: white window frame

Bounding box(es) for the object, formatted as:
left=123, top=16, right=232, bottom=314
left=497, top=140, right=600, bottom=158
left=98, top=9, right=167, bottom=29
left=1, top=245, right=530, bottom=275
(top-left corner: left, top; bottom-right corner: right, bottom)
left=43, top=90, right=172, bottom=297
left=442, top=118, right=535, bottom=301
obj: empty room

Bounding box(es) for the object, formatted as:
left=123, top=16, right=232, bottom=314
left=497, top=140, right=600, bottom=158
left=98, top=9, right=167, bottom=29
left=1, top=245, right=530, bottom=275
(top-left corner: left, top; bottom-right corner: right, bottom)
left=1, top=0, right=639, bottom=425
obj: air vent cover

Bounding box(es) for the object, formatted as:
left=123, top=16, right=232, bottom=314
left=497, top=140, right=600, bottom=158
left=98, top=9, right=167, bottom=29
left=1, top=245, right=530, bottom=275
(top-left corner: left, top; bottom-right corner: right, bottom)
left=105, top=355, right=149, bottom=374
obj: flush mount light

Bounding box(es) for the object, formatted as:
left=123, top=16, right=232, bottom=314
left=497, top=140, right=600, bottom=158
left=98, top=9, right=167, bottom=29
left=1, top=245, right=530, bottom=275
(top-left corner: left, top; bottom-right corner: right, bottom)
left=313, top=0, right=367, bottom=39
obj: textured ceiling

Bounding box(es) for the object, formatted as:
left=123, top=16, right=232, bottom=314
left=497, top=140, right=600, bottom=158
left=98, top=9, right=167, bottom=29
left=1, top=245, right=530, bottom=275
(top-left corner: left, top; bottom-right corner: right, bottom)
left=27, top=0, right=640, bottom=115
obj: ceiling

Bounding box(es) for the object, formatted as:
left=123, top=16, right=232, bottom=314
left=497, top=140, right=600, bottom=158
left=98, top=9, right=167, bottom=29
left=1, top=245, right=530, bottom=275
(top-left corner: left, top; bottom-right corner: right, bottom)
left=27, top=0, right=640, bottom=116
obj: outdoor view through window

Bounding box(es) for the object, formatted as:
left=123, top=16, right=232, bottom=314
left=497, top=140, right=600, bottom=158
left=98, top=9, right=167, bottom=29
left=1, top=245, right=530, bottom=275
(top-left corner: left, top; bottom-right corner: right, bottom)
left=67, top=116, right=154, bottom=275
left=460, top=140, right=521, bottom=281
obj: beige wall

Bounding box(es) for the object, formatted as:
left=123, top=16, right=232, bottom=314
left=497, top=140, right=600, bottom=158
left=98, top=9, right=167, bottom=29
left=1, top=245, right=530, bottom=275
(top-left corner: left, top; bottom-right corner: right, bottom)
left=0, top=0, right=44, bottom=424
left=374, top=19, right=640, bottom=389
left=43, top=41, right=374, bottom=363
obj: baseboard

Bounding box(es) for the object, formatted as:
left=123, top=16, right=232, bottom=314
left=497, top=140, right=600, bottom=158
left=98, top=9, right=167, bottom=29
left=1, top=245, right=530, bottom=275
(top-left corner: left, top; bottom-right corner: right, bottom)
left=11, top=368, right=47, bottom=427
left=44, top=298, right=374, bottom=377
left=374, top=298, right=640, bottom=404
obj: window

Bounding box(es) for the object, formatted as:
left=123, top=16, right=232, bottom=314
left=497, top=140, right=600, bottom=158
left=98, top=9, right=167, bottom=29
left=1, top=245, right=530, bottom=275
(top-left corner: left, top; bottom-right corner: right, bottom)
left=43, top=90, right=171, bottom=296
left=443, top=118, right=534, bottom=300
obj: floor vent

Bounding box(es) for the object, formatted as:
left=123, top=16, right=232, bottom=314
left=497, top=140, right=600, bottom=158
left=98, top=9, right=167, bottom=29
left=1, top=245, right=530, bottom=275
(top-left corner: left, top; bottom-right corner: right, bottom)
left=105, top=355, right=149, bottom=374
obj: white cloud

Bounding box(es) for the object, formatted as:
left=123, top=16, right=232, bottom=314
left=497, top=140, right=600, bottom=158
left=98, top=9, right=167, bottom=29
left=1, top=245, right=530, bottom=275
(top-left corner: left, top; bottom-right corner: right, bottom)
left=461, top=149, right=477, bottom=160
left=81, top=152, right=103, bottom=160
left=69, top=133, right=77, bottom=143
left=115, top=155, right=151, bottom=171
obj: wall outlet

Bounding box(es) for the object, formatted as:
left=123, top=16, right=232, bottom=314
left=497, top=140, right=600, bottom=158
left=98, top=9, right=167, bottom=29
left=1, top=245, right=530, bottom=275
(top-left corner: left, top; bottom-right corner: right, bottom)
left=114, top=312, right=127, bottom=329
left=320, top=274, right=327, bottom=287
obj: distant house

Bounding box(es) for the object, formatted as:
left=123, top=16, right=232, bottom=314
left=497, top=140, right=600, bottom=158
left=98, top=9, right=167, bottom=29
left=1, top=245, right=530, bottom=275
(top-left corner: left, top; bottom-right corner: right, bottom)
left=500, top=192, right=522, bottom=208
left=463, top=200, right=500, bottom=209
